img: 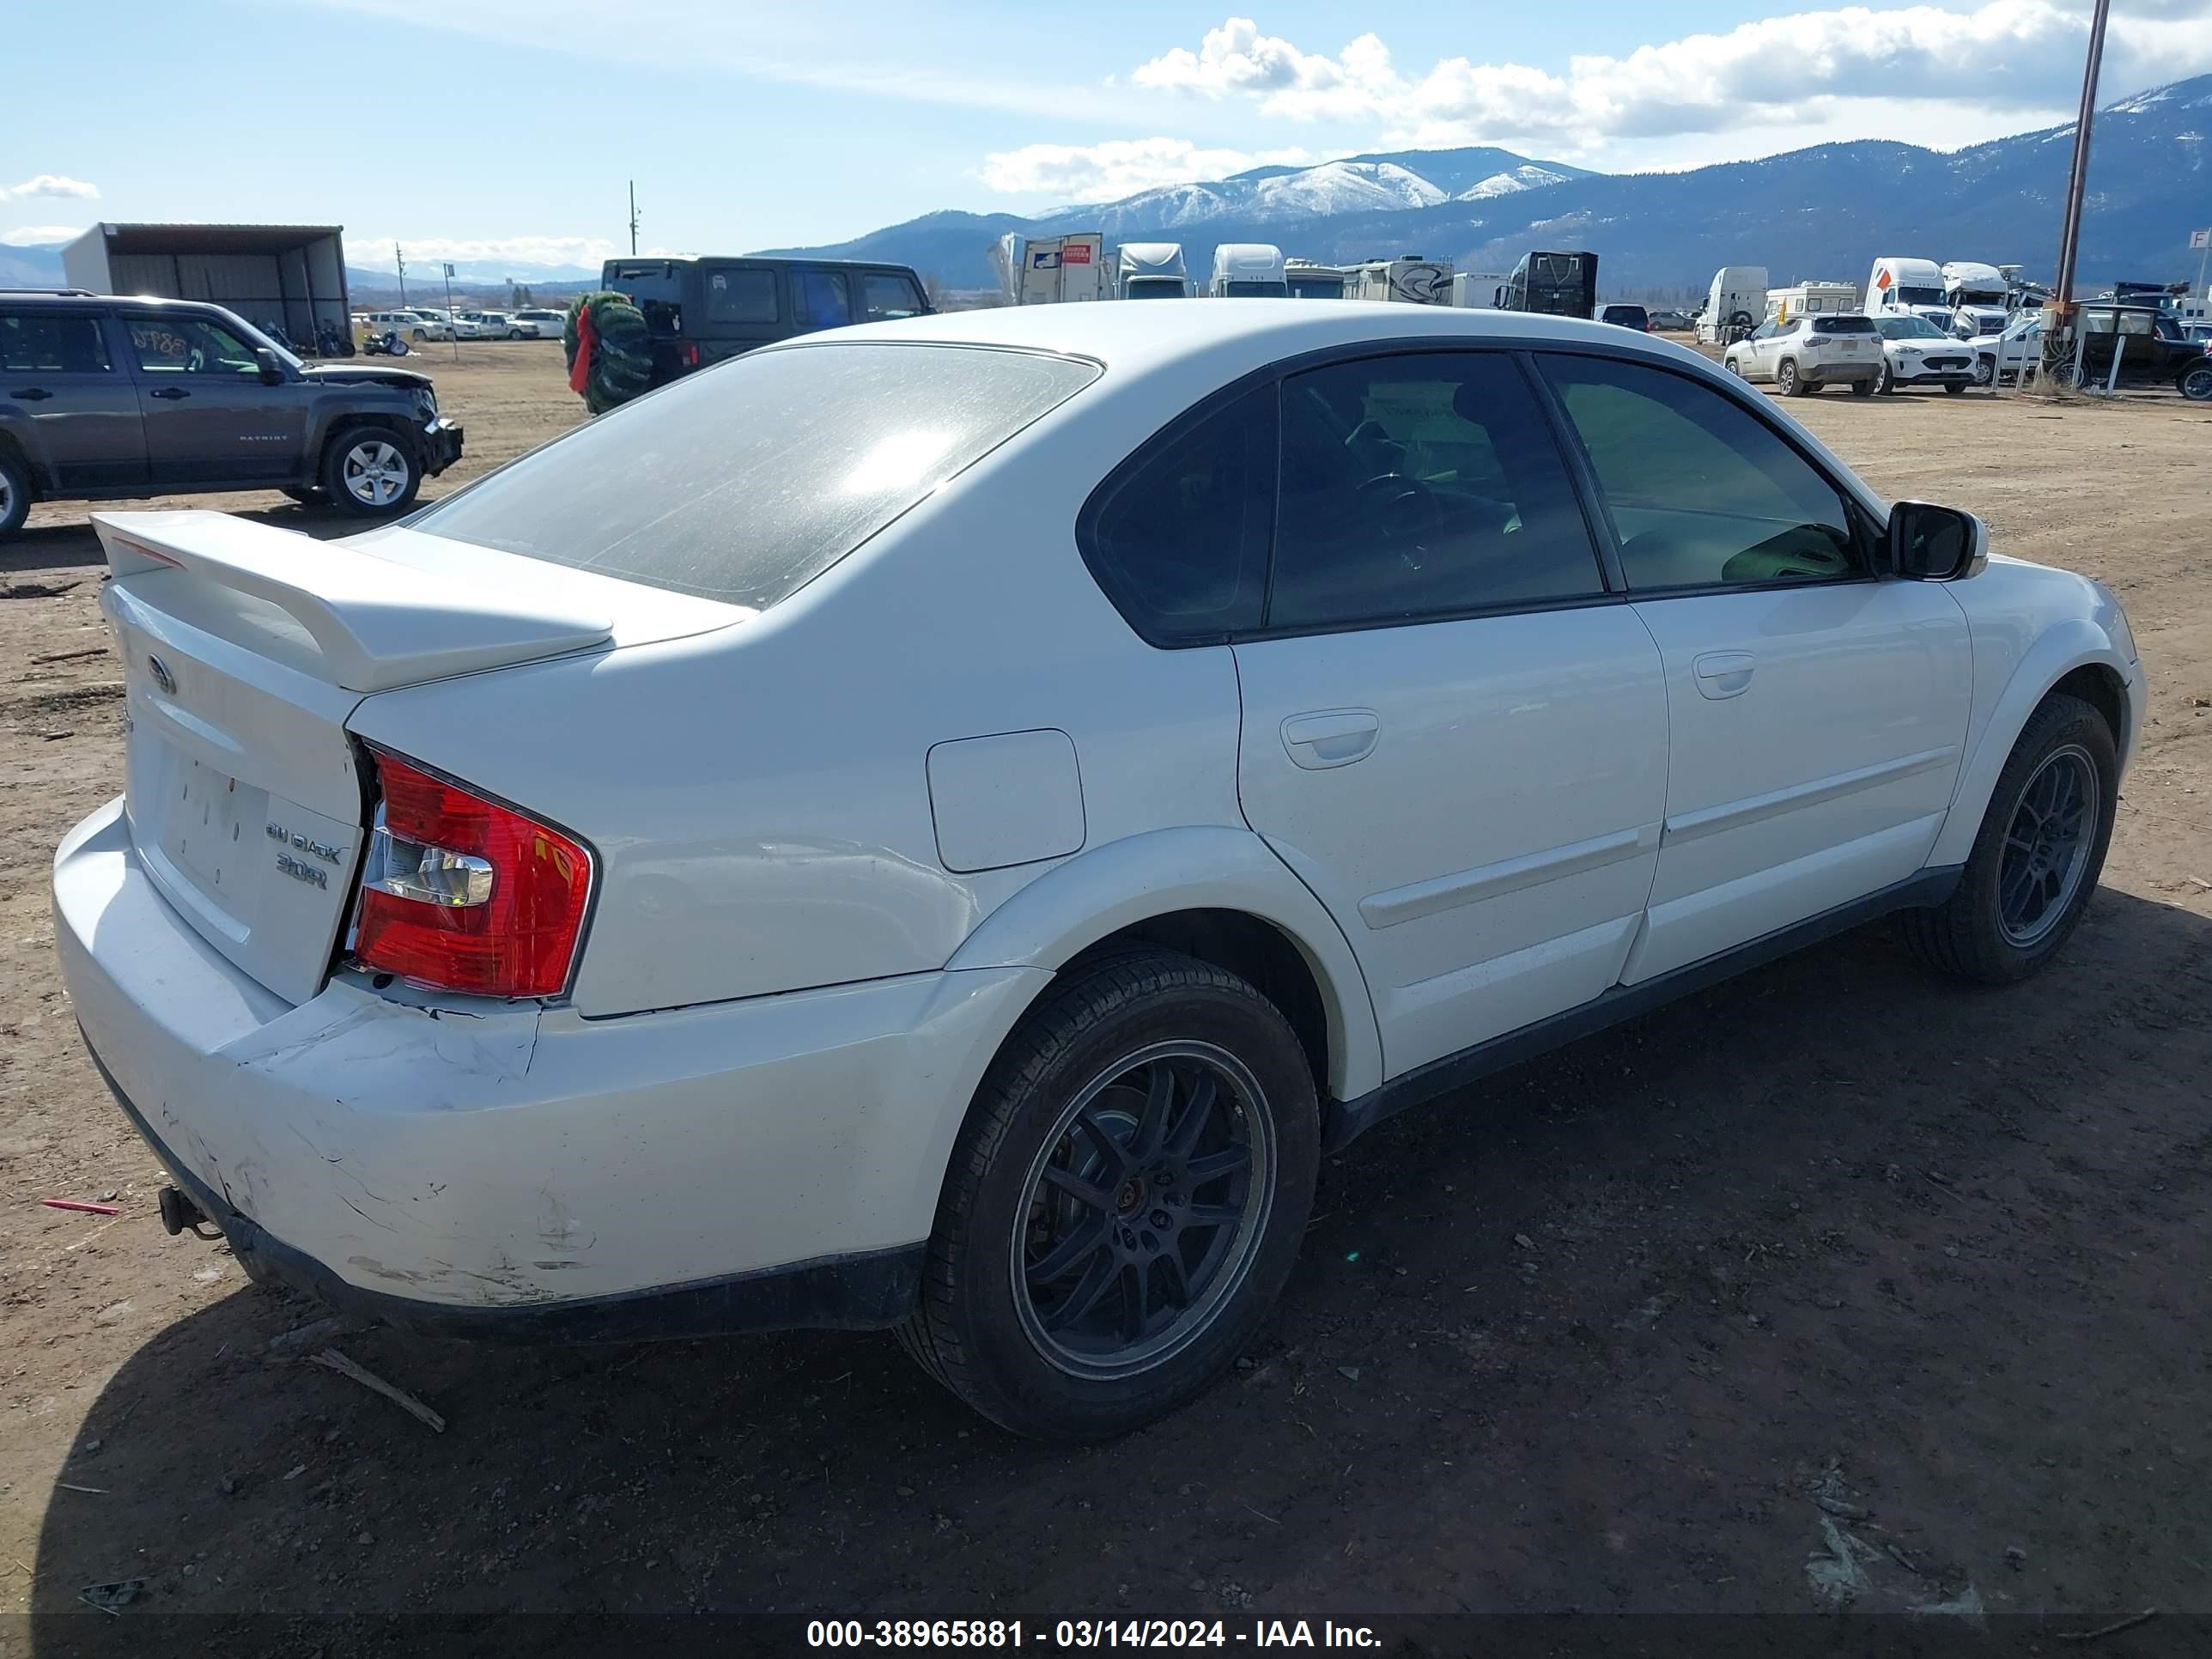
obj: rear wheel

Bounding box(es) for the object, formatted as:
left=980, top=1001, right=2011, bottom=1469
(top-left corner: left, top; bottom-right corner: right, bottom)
left=1901, top=693, right=2117, bottom=984
left=1777, top=360, right=1806, bottom=397
left=0, top=449, right=29, bottom=539
left=321, top=427, right=422, bottom=516
left=901, top=950, right=1319, bottom=1440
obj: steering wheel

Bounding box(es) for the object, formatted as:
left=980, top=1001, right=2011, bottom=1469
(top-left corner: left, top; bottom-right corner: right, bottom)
left=1356, top=473, right=1443, bottom=550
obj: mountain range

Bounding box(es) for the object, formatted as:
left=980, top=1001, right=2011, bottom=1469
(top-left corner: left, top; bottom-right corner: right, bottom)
left=8, top=77, right=2206, bottom=305
left=767, top=76, right=2212, bottom=295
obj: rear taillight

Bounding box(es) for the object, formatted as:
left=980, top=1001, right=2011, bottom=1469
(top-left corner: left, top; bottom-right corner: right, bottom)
left=354, top=751, right=592, bottom=998
left=678, top=342, right=701, bottom=368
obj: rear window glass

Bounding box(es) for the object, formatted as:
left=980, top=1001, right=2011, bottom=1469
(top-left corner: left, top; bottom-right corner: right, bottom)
left=1813, top=316, right=1877, bottom=334
left=704, top=267, right=779, bottom=325
left=410, top=343, right=1099, bottom=610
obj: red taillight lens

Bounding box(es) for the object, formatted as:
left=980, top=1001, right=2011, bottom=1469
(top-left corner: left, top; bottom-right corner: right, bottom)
left=354, top=752, right=592, bottom=998
left=678, top=342, right=701, bottom=368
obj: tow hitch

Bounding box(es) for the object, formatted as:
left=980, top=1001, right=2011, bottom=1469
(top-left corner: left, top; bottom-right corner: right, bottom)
left=158, top=1185, right=221, bottom=1239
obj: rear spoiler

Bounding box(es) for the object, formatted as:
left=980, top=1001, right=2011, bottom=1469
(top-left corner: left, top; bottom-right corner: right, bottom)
left=93, top=510, right=613, bottom=693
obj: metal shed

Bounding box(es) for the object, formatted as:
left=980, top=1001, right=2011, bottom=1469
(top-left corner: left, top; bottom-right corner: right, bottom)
left=61, top=223, right=352, bottom=353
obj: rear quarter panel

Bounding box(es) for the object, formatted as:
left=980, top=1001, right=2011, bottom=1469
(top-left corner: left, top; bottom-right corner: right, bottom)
left=344, top=349, right=1267, bottom=1018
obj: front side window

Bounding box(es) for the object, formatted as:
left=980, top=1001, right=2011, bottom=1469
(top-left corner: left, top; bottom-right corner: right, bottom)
left=860, top=273, right=927, bottom=321
left=127, top=314, right=258, bottom=374
left=793, top=270, right=852, bottom=329
left=1267, top=353, right=1604, bottom=630
left=1751, top=320, right=1780, bottom=341
left=1540, top=354, right=1861, bottom=592
left=1082, top=383, right=1274, bottom=644
left=0, top=312, right=111, bottom=374
left=414, top=343, right=1097, bottom=610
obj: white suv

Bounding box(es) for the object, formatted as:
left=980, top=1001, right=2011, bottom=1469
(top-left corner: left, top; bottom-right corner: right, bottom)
left=54, top=304, right=2141, bottom=1439
left=1723, top=313, right=1882, bottom=395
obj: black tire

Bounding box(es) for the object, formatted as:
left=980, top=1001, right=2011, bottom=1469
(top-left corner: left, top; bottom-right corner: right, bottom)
left=508, top=328, right=526, bottom=340
left=2179, top=362, right=2212, bottom=403
left=901, top=950, right=1320, bottom=1441
left=281, top=484, right=326, bottom=506
left=320, top=426, right=422, bottom=516
left=1973, top=355, right=1995, bottom=387
left=1876, top=362, right=1896, bottom=395
left=1944, top=381, right=1968, bottom=396
left=0, top=447, right=30, bottom=539
left=410, top=328, right=428, bottom=343
left=1850, top=378, right=1877, bottom=398
left=1777, top=359, right=1805, bottom=397
left=1900, top=693, right=2118, bottom=985
left=1729, top=310, right=1753, bottom=332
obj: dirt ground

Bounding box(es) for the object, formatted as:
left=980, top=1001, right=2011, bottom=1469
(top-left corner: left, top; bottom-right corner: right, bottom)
left=3, top=343, right=2209, bottom=1649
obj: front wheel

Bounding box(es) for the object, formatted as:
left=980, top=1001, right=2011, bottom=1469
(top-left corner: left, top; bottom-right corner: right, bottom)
left=1973, top=356, right=1995, bottom=387
left=2179, top=362, right=2212, bottom=403
left=902, top=951, right=1320, bottom=1440
left=1876, top=363, right=1896, bottom=395
left=508, top=328, right=526, bottom=340
left=1944, top=381, right=1967, bottom=396
left=1900, top=693, right=2117, bottom=984
left=322, top=426, right=422, bottom=516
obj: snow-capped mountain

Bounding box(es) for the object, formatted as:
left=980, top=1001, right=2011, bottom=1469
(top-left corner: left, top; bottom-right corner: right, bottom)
left=1032, top=149, right=1586, bottom=236
left=770, top=74, right=2212, bottom=295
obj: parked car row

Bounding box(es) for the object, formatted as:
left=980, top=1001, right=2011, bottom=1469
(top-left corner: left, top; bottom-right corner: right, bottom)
left=1723, top=302, right=2212, bottom=401
left=350, top=307, right=569, bottom=345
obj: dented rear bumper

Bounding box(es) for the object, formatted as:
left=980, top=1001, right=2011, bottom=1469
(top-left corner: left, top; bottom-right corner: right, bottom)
left=52, top=797, right=1043, bottom=1338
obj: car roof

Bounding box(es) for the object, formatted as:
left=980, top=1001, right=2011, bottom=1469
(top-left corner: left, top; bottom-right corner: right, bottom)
left=772, top=298, right=1720, bottom=384
left=0, top=290, right=236, bottom=318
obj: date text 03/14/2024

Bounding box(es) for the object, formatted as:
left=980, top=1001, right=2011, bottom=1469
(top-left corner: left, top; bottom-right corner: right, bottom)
left=805, top=1620, right=1382, bottom=1649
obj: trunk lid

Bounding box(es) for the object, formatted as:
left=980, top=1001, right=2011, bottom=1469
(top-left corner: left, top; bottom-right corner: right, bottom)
left=93, top=509, right=747, bottom=1005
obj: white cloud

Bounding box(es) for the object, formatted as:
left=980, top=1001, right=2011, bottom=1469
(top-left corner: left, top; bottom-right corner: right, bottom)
left=0, top=224, right=84, bottom=246
left=0, top=174, right=100, bottom=202
left=980, top=137, right=1319, bottom=201
left=366, top=234, right=618, bottom=269
left=1131, top=6, right=2212, bottom=149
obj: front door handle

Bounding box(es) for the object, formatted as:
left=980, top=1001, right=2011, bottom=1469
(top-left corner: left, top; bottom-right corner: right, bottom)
left=149, top=386, right=191, bottom=400
left=9, top=386, right=52, bottom=401
left=1282, top=709, right=1380, bottom=769
left=1693, top=651, right=1757, bottom=699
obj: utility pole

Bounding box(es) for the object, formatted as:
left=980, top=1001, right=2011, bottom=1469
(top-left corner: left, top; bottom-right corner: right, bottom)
left=629, top=181, right=640, bottom=256
left=394, top=242, right=409, bottom=307
left=2045, top=0, right=2112, bottom=380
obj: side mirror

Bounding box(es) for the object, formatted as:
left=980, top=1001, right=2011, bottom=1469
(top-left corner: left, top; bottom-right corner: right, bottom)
left=1888, top=501, right=1987, bottom=581
left=253, top=346, right=288, bottom=385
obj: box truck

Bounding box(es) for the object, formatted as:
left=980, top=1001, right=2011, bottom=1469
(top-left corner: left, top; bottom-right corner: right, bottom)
left=991, top=233, right=1108, bottom=304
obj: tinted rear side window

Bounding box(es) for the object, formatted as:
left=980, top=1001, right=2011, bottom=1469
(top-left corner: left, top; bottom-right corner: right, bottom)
left=704, top=267, right=779, bottom=325
left=411, top=344, right=1098, bottom=609
left=1081, top=384, right=1275, bottom=644
left=0, top=312, right=111, bottom=373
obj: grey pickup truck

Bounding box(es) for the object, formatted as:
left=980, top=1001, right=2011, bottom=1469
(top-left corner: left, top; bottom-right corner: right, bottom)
left=0, top=292, right=464, bottom=540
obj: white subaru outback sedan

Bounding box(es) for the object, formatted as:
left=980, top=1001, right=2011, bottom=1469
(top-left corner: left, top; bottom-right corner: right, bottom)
left=55, top=301, right=2140, bottom=1439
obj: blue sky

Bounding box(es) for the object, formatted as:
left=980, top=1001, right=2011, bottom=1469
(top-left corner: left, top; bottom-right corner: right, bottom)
left=7, top=1, right=2208, bottom=270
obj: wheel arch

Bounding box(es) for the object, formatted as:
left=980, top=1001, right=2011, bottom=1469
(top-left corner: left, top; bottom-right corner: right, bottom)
left=1929, top=627, right=2136, bottom=869
left=0, top=425, right=44, bottom=496
left=944, top=826, right=1384, bottom=1102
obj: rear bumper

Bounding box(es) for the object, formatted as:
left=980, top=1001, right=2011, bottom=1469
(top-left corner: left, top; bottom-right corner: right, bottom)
left=1802, top=358, right=1878, bottom=385
left=53, top=798, right=1044, bottom=1340
left=421, top=418, right=463, bottom=476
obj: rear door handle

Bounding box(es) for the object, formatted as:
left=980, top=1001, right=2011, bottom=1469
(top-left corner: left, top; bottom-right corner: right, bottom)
left=1693, top=651, right=1757, bottom=699
left=149, top=386, right=191, bottom=400
left=10, top=386, right=52, bottom=401
left=1281, top=709, right=1380, bottom=769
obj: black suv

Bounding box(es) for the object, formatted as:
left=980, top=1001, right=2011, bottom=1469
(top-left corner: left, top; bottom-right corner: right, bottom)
left=599, top=256, right=932, bottom=389
left=2076, top=303, right=2212, bottom=398
left=0, top=292, right=464, bottom=540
